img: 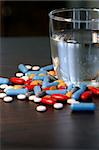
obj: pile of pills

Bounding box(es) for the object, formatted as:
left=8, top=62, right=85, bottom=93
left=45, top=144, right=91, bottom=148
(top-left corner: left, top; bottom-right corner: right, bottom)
left=0, top=63, right=99, bottom=112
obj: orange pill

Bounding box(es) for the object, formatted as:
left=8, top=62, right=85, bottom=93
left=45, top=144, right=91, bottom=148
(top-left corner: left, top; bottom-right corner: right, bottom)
left=30, top=80, right=42, bottom=86
left=29, top=74, right=35, bottom=79
left=49, top=86, right=57, bottom=90
left=66, top=91, right=73, bottom=98
left=48, top=70, right=56, bottom=76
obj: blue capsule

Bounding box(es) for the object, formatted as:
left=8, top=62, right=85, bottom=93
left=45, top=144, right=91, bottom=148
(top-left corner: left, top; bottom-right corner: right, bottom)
left=6, top=88, right=28, bottom=96
left=46, top=89, right=67, bottom=95
left=66, top=84, right=74, bottom=92
left=40, top=64, right=54, bottom=71
left=25, top=70, right=47, bottom=76
left=45, top=82, right=59, bottom=88
left=0, top=77, right=9, bottom=84
left=42, top=76, right=49, bottom=89
left=70, top=103, right=96, bottom=111
left=33, top=76, right=45, bottom=80
left=34, top=85, right=41, bottom=95
left=18, top=64, right=28, bottom=73
left=80, top=83, right=87, bottom=92
left=72, top=89, right=84, bottom=100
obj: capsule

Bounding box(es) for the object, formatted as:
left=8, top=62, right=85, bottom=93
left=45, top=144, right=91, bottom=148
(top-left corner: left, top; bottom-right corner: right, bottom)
left=48, top=70, right=56, bottom=76
left=81, top=91, right=92, bottom=101
left=18, top=64, right=28, bottom=73
left=80, top=83, right=87, bottom=92
left=40, top=64, right=54, bottom=71
left=51, top=94, right=69, bottom=102
left=46, top=89, right=67, bottom=95
left=34, top=85, right=41, bottom=95
left=72, top=90, right=84, bottom=100
left=0, top=77, right=9, bottom=84
left=33, top=76, right=45, bottom=80
left=42, top=76, right=49, bottom=88
left=45, top=82, right=59, bottom=88
left=10, top=77, right=25, bottom=84
left=25, top=84, right=35, bottom=91
left=70, top=103, right=96, bottom=111
left=41, top=95, right=56, bottom=105
left=6, top=88, right=28, bottom=96
left=88, top=86, right=99, bottom=95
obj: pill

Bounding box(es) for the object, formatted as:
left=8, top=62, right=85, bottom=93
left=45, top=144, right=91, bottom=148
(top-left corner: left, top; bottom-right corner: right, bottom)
left=67, top=99, right=80, bottom=104
left=32, top=66, right=40, bottom=71
left=3, top=96, right=13, bottom=102
left=17, top=94, right=26, bottom=100
left=28, top=95, right=36, bottom=101
left=80, top=83, right=87, bottom=92
left=88, top=86, right=99, bottom=95
left=36, top=105, right=47, bottom=112
left=66, top=84, right=74, bottom=92
left=0, top=84, right=8, bottom=89
left=30, top=80, right=42, bottom=86
left=6, top=88, right=28, bottom=96
left=16, top=72, right=24, bottom=77
left=34, top=85, right=41, bottom=95
left=29, top=74, right=35, bottom=79
left=41, top=95, right=56, bottom=105
left=45, top=82, right=59, bottom=88
left=10, top=77, right=25, bottom=85
left=51, top=94, right=69, bottom=101
left=46, top=89, right=67, bottom=95
left=33, top=76, right=44, bottom=80
left=70, top=103, right=96, bottom=111
left=0, top=77, right=9, bottom=84
left=42, top=76, right=49, bottom=88
left=81, top=91, right=92, bottom=101
left=0, top=93, right=7, bottom=98
left=18, top=64, right=28, bottom=73
left=40, top=64, right=53, bottom=71
left=34, top=96, right=42, bottom=103
left=49, top=86, right=57, bottom=90
left=53, top=103, right=63, bottom=109
left=25, top=84, right=34, bottom=91
left=72, top=90, right=84, bottom=100
left=58, top=82, right=67, bottom=88
left=48, top=70, right=56, bottom=76
left=13, top=85, right=23, bottom=89
left=25, top=65, right=32, bottom=70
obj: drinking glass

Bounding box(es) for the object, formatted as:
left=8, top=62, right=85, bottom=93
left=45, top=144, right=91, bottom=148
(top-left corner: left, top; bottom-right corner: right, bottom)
left=49, top=8, right=99, bottom=86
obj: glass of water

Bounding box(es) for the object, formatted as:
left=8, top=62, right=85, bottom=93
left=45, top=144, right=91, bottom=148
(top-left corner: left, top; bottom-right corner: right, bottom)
left=49, top=8, right=99, bottom=86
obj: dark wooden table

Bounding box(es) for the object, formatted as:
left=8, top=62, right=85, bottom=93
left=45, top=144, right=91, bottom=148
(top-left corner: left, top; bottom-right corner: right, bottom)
left=0, top=37, right=99, bottom=150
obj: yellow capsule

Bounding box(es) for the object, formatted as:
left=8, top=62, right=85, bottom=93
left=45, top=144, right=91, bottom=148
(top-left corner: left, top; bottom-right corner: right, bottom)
left=13, top=85, right=23, bottom=89
left=58, top=82, right=67, bottom=88
left=29, top=74, right=35, bottom=79
left=55, top=79, right=65, bottom=84
left=30, top=80, right=42, bottom=86
left=39, top=73, right=46, bottom=77
left=48, top=70, right=56, bottom=76
left=49, top=86, right=57, bottom=90
left=66, top=91, right=73, bottom=98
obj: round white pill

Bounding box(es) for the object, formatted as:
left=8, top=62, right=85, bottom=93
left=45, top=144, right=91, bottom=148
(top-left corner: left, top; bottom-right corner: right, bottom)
left=3, top=96, right=13, bottom=102
left=28, top=95, right=36, bottom=101
left=36, top=105, right=47, bottom=112
left=67, top=99, right=80, bottom=105
left=0, top=84, right=8, bottom=89
left=32, top=66, right=40, bottom=71
left=16, top=72, right=24, bottom=77
left=0, top=93, right=7, bottom=98
left=21, top=76, right=29, bottom=81
left=17, top=94, right=26, bottom=100
left=34, top=97, right=41, bottom=103
left=53, top=103, right=63, bottom=109
left=25, top=65, right=32, bottom=70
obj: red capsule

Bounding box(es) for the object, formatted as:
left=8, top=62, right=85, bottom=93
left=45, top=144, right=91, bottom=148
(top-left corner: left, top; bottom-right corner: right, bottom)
left=25, top=84, right=35, bottom=91
left=81, top=91, right=92, bottom=101
left=51, top=94, right=69, bottom=102
left=58, top=86, right=66, bottom=89
left=41, top=95, right=56, bottom=105
left=88, top=86, right=99, bottom=95
left=10, top=77, right=25, bottom=84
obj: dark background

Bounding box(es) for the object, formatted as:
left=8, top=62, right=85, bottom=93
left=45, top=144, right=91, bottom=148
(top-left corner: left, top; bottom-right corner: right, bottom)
left=0, top=1, right=99, bottom=37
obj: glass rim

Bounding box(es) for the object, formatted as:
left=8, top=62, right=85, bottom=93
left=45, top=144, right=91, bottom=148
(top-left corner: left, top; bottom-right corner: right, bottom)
left=49, top=8, right=99, bottom=23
